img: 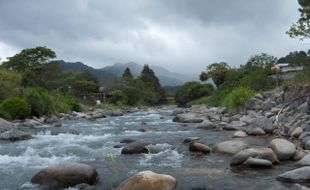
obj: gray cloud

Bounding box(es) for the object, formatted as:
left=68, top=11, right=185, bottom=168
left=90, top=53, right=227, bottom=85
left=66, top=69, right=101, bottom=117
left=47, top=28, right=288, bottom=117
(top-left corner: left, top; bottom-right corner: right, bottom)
left=0, top=0, right=307, bottom=75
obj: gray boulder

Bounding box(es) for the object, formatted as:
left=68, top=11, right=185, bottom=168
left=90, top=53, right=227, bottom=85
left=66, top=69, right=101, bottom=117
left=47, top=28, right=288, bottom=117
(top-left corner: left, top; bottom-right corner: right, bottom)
left=231, top=148, right=279, bottom=166
left=247, top=127, right=266, bottom=136
left=183, top=137, right=200, bottom=143
left=242, top=157, right=273, bottom=168
left=121, top=142, right=150, bottom=154
left=297, top=154, right=310, bottom=166
left=196, top=120, right=216, bottom=130
left=31, top=162, right=98, bottom=188
left=212, top=140, right=247, bottom=155
left=189, top=142, right=210, bottom=153
left=277, top=166, right=310, bottom=183
left=116, top=170, right=177, bottom=190
left=233, top=131, right=247, bottom=138
left=173, top=113, right=203, bottom=123
left=0, top=129, right=32, bottom=141
left=270, top=138, right=296, bottom=161
left=0, top=118, right=15, bottom=133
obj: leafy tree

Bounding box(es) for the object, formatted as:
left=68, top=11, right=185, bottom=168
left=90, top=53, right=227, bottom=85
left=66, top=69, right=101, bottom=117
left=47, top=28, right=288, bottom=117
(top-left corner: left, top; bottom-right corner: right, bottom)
left=121, top=67, right=134, bottom=82
left=240, top=68, right=275, bottom=91
left=200, top=62, right=231, bottom=86
left=287, top=0, right=310, bottom=40
left=278, top=51, right=309, bottom=65
left=0, top=97, right=31, bottom=119
left=242, top=53, right=277, bottom=72
left=0, top=69, right=22, bottom=100
left=175, top=81, right=214, bottom=106
left=2, top=46, right=56, bottom=72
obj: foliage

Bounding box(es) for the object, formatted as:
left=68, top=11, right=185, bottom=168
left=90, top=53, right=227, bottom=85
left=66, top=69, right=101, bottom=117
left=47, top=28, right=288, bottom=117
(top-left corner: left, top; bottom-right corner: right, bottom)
left=240, top=69, right=275, bottom=91
left=222, top=87, right=255, bottom=110
left=200, top=62, right=230, bottom=86
left=0, top=97, right=31, bottom=119
left=175, top=81, right=214, bottom=106
left=23, top=87, right=54, bottom=116
left=242, top=53, right=277, bottom=73
left=121, top=67, right=134, bottom=83
left=287, top=0, right=310, bottom=40
left=278, top=51, right=310, bottom=66
left=0, top=69, right=22, bottom=100
left=187, top=96, right=211, bottom=106
left=284, top=66, right=310, bottom=85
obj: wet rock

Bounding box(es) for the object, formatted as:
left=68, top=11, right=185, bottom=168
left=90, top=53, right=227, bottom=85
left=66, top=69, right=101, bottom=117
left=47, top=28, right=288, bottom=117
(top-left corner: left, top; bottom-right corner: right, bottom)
left=53, top=122, right=62, bottom=128
left=231, top=148, right=279, bottom=166
left=293, top=150, right=307, bottom=161
left=212, top=140, right=247, bottom=155
left=247, top=127, right=266, bottom=136
left=277, top=166, right=310, bottom=183
left=70, top=112, right=87, bottom=119
left=297, top=154, right=310, bottom=166
left=291, top=127, right=303, bottom=138
left=0, top=118, right=15, bottom=133
left=111, top=111, right=124, bottom=117
left=196, top=120, right=216, bottom=130
left=116, top=170, right=177, bottom=190
left=173, top=113, right=203, bottom=123
left=22, top=119, right=42, bottom=128
left=140, top=126, right=154, bottom=132
left=0, top=129, right=32, bottom=141
left=183, top=137, right=200, bottom=143
left=120, top=138, right=136, bottom=144
left=242, top=157, right=273, bottom=168
left=233, top=131, right=247, bottom=138
left=189, top=142, right=210, bottom=153
left=31, top=162, right=98, bottom=189
left=45, top=115, right=60, bottom=124
left=90, top=110, right=106, bottom=119
left=121, top=142, right=150, bottom=154
left=270, top=138, right=296, bottom=161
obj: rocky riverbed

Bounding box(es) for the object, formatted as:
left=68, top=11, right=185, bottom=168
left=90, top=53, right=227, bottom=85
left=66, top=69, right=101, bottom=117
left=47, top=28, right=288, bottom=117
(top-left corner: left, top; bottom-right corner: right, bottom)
left=0, top=85, right=310, bottom=190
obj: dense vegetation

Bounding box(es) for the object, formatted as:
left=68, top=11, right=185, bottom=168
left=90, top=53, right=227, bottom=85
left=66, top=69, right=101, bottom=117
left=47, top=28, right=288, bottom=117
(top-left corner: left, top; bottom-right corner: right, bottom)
left=0, top=46, right=98, bottom=119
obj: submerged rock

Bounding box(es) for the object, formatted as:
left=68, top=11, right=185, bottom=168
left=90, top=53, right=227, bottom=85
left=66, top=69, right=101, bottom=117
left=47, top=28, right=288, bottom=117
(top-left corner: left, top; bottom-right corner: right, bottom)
left=212, top=140, right=247, bottom=155
left=277, top=166, right=310, bottom=183
left=116, top=170, right=177, bottom=190
left=270, top=138, right=296, bottom=161
left=242, top=157, right=273, bottom=168
left=189, top=142, right=210, bottom=153
left=231, top=148, right=279, bottom=166
left=0, top=129, right=32, bottom=141
left=31, top=162, right=98, bottom=188
left=121, top=142, right=150, bottom=154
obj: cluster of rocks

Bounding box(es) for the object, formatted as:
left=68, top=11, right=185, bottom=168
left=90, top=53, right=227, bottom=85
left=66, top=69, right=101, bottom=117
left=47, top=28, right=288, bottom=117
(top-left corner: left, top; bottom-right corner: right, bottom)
left=30, top=162, right=177, bottom=190
left=0, top=118, right=32, bottom=141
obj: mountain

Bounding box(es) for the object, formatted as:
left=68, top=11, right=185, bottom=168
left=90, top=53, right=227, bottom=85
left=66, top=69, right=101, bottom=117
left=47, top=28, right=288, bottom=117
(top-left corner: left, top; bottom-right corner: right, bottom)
left=101, top=62, right=194, bottom=86
left=57, top=60, right=117, bottom=87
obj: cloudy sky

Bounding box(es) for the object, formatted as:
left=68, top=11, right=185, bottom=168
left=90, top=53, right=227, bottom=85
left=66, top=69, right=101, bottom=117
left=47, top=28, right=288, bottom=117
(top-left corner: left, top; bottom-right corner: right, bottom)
left=0, top=0, right=308, bottom=75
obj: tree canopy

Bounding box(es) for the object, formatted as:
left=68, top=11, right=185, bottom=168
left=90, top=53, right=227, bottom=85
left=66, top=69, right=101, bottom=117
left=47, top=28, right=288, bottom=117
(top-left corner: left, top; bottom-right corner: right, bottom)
left=200, top=62, right=231, bottom=86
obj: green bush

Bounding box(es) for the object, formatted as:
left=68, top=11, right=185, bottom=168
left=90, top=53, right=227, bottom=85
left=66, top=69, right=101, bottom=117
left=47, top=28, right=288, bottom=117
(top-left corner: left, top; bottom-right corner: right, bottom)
left=0, top=97, right=31, bottom=119
left=175, top=82, right=214, bottom=106
left=240, top=69, right=275, bottom=91
left=65, top=98, right=82, bottom=112
left=187, top=96, right=211, bottom=106
left=222, top=86, right=255, bottom=110
left=23, top=87, right=54, bottom=116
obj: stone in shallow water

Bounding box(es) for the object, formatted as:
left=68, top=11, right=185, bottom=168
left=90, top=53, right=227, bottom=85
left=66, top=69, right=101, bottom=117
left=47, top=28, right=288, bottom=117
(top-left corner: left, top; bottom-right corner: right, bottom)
left=270, top=138, right=296, bottom=161
left=183, top=137, right=200, bottom=143
left=212, top=140, right=247, bottom=155
left=121, top=142, right=151, bottom=154
left=247, top=127, right=266, bottom=136
left=0, top=129, right=32, bottom=141
left=230, top=148, right=279, bottom=166
left=116, top=170, right=177, bottom=190
left=242, top=157, right=273, bottom=168
left=31, top=162, right=98, bottom=189
left=189, top=142, right=210, bottom=153
left=277, top=166, right=310, bottom=183
left=173, top=113, right=204, bottom=123
left=233, top=131, right=247, bottom=138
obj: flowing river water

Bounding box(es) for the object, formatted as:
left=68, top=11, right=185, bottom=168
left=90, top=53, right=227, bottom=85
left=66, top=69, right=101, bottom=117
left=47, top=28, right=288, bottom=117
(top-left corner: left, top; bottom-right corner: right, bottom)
left=0, top=107, right=304, bottom=190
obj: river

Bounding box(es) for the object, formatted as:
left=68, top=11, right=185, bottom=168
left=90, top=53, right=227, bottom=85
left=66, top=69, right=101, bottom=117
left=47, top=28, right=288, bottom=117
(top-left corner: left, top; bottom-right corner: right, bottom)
left=0, top=107, right=302, bottom=190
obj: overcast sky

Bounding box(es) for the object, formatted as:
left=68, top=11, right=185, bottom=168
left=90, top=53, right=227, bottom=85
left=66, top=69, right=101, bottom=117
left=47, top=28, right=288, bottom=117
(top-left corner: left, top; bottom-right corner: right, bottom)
left=0, top=0, right=308, bottom=75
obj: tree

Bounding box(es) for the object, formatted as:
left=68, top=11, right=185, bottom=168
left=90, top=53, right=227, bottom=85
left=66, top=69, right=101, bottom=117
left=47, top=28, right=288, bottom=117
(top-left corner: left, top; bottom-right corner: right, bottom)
left=243, top=53, right=277, bottom=72
left=200, top=62, right=231, bottom=86
left=121, top=67, right=134, bottom=83
left=287, top=0, right=310, bottom=40
left=278, top=51, right=309, bottom=65
left=2, top=46, right=56, bottom=72
left=139, top=65, right=166, bottom=105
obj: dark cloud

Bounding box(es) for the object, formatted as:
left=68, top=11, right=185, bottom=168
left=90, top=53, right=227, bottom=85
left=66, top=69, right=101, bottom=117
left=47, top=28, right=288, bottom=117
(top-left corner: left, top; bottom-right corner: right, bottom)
left=0, top=0, right=307, bottom=75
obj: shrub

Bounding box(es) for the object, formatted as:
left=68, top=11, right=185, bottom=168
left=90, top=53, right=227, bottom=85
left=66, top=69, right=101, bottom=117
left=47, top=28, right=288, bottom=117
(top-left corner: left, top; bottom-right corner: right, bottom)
left=65, top=98, right=82, bottom=112
left=175, top=82, right=214, bottom=106
left=23, top=87, right=54, bottom=116
left=0, top=97, right=31, bottom=119
left=187, top=96, right=211, bottom=106
left=222, top=86, right=255, bottom=110
left=240, top=69, right=275, bottom=91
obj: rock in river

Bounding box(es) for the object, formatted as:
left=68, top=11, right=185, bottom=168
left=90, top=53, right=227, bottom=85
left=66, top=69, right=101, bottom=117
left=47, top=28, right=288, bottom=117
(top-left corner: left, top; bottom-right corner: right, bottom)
left=189, top=142, right=210, bottom=153
left=212, top=140, right=247, bottom=155
left=116, top=170, right=177, bottom=190
left=231, top=148, right=279, bottom=166
left=277, top=166, right=310, bottom=183
left=242, top=157, right=273, bottom=168
left=173, top=113, right=203, bottom=123
left=233, top=131, right=247, bottom=138
left=0, top=118, right=15, bottom=133
left=183, top=137, right=200, bottom=143
left=297, top=154, right=310, bottom=166
left=121, top=142, right=151, bottom=154
left=0, top=129, right=32, bottom=141
left=270, top=138, right=296, bottom=161
left=31, top=162, right=98, bottom=189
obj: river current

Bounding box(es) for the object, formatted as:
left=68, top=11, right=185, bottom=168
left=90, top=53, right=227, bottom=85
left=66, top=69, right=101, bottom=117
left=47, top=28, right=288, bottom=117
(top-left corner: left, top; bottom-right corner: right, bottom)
left=0, top=107, right=302, bottom=190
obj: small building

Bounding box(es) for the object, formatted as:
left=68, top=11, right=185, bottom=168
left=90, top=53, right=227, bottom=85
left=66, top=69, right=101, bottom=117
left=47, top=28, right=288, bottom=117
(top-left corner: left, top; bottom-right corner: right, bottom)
left=270, top=63, right=304, bottom=79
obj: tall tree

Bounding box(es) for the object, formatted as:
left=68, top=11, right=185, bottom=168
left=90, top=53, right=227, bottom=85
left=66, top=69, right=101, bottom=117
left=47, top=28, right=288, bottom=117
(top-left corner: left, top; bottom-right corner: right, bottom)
left=242, top=53, right=277, bottom=72
left=200, top=62, right=231, bottom=86
left=121, top=67, right=134, bottom=83
left=287, top=0, right=310, bottom=40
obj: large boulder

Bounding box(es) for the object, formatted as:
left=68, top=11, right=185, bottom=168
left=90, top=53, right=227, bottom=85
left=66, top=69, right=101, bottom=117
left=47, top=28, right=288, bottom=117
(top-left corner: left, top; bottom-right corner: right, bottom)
left=233, top=131, right=247, bottom=138
left=196, top=120, right=216, bottom=130
left=22, top=119, right=42, bottom=128
left=173, top=113, right=203, bottom=123
left=277, top=167, right=310, bottom=183
left=212, top=140, right=247, bottom=155
left=242, top=157, right=273, bottom=168
left=31, top=163, right=98, bottom=188
left=116, top=170, right=177, bottom=190
left=252, top=117, right=274, bottom=134
left=189, top=142, right=210, bottom=153
left=297, top=154, right=310, bottom=166
left=247, top=127, right=266, bottom=136
left=270, top=138, right=296, bottom=161
left=0, top=129, right=32, bottom=141
left=121, top=142, right=150, bottom=154
left=231, top=148, right=279, bottom=166
left=290, top=127, right=303, bottom=138
left=0, top=118, right=15, bottom=133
